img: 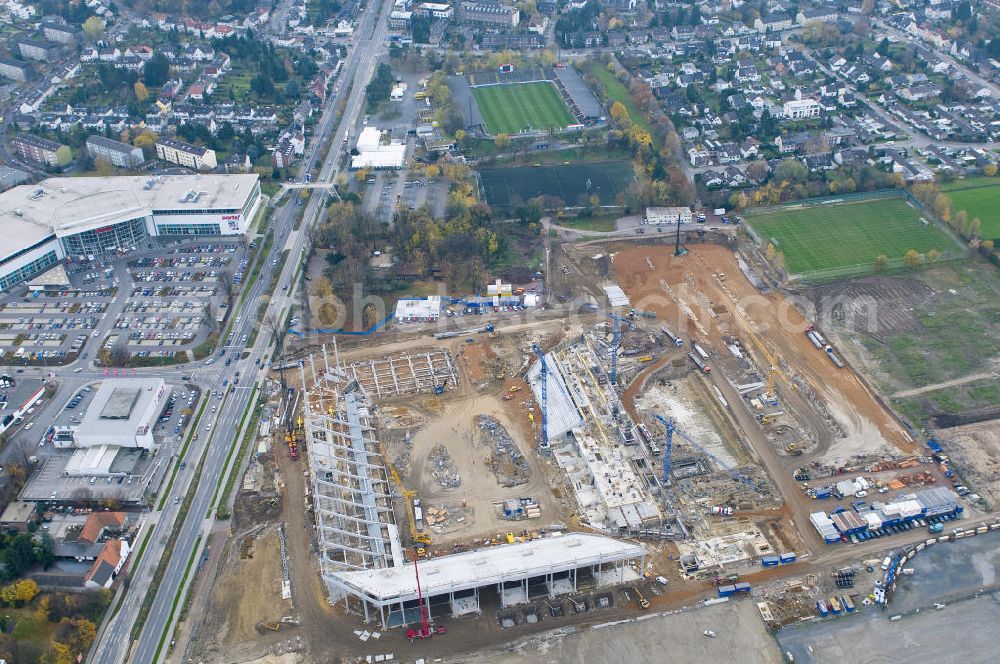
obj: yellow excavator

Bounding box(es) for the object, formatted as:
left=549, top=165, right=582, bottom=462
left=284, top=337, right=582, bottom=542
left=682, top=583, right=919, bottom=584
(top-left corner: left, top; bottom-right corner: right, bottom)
left=378, top=440, right=431, bottom=552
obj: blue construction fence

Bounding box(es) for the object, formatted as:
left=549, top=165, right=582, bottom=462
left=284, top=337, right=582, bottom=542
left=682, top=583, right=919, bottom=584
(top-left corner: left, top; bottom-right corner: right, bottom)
left=287, top=312, right=395, bottom=337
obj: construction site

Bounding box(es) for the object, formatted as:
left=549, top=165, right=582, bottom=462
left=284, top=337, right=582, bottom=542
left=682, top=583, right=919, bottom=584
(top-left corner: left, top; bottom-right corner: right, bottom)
left=185, top=236, right=984, bottom=664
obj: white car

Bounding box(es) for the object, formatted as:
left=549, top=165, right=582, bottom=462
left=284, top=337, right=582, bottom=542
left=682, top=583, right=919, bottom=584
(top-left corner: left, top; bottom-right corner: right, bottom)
left=655, top=575, right=668, bottom=586
left=856, top=490, right=868, bottom=498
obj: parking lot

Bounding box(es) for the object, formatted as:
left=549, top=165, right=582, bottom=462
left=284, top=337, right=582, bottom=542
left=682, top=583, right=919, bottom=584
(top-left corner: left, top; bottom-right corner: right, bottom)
left=0, top=240, right=248, bottom=366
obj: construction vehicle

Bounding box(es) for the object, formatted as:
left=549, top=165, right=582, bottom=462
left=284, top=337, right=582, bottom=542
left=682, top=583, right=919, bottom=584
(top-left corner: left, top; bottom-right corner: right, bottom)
left=661, top=326, right=683, bottom=347
left=434, top=378, right=449, bottom=395
left=633, top=586, right=649, bottom=609
left=785, top=442, right=803, bottom=456
left=656, top=414, right=760, bottom=493
left=407, top=549, right=446, bottom=640
left=258, top=621, right=280, bottom=632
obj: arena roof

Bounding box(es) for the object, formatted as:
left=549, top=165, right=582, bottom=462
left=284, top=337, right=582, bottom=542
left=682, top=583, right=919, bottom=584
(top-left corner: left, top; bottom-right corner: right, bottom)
left=0, top=174, right=259, bottom=257
left=330, top=533, right=646, bottom=605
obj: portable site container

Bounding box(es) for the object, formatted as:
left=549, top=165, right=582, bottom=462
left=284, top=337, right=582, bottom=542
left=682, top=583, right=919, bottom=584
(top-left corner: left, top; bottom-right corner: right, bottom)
left=842, top=596, right=855, bottom=612
left=761, top=555, right=780, bottom=567
left=816, top=600, right=828, bottom=616
left=780, top=552, right=797, bottom=564
left=717, top=585, right=736, bottom=597
left=734, top=582, right=751, bottom=593
left=828, top=597, right=843, bottom=614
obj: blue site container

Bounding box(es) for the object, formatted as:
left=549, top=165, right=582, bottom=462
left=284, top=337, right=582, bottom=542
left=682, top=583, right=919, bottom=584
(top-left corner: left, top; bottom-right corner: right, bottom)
left=717, top=585, right=736, bottom=597
left=761, top=555, right=780, bottom=567
left=780, top=552, right=797, bottom=564
left=816, top=600, right=828, bottom=616
left=734, top=582, right=751, bottom=593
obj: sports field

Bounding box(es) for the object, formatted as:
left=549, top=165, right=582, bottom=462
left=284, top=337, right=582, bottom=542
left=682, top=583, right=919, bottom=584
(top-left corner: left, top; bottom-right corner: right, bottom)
left=748, top=198, right=957, bottom=274
left=479, top=161, right=634, bottom=210
left=942, top=177, right=1000, bottom=240
left=472, top=82, right=575, bottom=135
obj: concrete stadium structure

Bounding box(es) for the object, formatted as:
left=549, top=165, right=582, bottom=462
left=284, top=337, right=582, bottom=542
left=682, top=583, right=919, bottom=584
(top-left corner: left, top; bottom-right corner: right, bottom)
left=300, top=347, right=646, bottom=630
left=0, top=174, right=261, bottom=290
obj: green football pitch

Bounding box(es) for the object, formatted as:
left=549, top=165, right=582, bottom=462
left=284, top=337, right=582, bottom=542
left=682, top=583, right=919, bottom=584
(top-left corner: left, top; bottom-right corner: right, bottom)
left=748, top=198, right=957, bottom=274
left=472, top=82, right=575, bottom=136
left=942, top=177, right=1000, bottom=240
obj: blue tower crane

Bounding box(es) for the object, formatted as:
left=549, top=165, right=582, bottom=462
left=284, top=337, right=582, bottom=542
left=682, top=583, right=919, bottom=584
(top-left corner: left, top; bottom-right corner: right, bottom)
left=654, top=414, right=758, bottom=493
left=653, top=414, right=675, bottom=484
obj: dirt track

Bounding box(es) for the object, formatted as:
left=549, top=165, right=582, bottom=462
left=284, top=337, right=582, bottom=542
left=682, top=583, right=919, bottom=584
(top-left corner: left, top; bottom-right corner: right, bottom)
left=613, top=244, right=914, bottom=460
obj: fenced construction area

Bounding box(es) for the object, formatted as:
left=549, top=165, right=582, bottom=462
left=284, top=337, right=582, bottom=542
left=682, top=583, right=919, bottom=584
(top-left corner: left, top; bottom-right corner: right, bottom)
left=478, top=161, right=634, bottom=210
left=747, top=194, right=962, bottom=279
left=942, top=177, right=1000, bottom=240
left=471, top=82, right=575, bottom=135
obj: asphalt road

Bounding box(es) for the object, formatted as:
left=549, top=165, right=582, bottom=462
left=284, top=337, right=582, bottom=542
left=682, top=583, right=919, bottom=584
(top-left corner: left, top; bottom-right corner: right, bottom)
left=87, top=1, right=396, bottom=662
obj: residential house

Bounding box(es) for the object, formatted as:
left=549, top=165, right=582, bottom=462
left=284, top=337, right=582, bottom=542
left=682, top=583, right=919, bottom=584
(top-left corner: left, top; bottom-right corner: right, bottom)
left=224, top=153, right=252, bottom=173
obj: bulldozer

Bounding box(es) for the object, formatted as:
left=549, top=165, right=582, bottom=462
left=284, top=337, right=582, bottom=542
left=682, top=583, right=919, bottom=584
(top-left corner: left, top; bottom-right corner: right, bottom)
left=785, top=442, right=803, bottom=456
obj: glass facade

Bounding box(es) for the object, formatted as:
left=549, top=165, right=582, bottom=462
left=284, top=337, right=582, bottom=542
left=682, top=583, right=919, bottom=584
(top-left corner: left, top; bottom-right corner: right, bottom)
left=155, top=223, right=222, bottom=236
left=61, top=216, right=149, bottom=256
left=0, top=250, right=58, bottom=289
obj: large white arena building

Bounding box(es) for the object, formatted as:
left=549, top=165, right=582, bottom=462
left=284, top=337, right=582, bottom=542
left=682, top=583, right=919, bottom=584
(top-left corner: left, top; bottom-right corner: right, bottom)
left=0, top=174, right=261, bottom=290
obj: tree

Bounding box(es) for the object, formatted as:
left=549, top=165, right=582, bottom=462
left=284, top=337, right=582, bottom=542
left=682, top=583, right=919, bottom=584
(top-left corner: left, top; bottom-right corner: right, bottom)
left=984, top=164, right=998, bottom=177
left=133, top=81, right=149, bottom=102
left=875, top=254, right=889, bottom=272
left=1, top=579, right=38, bottom=606
left=609, top=101, right=629, bottom=124
left=143, top=53, right=169, bottom=88
left=927, top=248, right=941, bottom=262
left=983, top=240, right=995, bottom=251
left=903, top=249, right=923, bottom=268
left=876, top=37, right=890, bottom=56
left=747, top=160, right=769, bottom=183
left=773, top=159, right=807, bottom=184
left=133, top=130, right=158, bottom=159
left=495, top=134, right=511, bottom=149
left=82, top=16, right=105, bottom=40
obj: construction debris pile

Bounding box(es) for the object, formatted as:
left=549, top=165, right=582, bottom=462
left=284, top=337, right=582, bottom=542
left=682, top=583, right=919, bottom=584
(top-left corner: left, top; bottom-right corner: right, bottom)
left=478, top=415, right=531, bottom=487
left=429, top=444, right=461, bottom=488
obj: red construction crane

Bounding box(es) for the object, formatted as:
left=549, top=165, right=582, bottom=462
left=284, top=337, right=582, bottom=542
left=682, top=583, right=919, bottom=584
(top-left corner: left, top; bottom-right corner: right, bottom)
left=406, top=550, right=445, bottom=641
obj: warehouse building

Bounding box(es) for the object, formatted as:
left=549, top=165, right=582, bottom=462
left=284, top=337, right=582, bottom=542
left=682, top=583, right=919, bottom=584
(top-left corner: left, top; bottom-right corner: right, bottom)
left=351, top=127, right=406, bottom=170
left=66, top=378, right=167, bottom=450
left=644, top=206, right=692, bottom=225
left=0, top=174, right=261, bottom=289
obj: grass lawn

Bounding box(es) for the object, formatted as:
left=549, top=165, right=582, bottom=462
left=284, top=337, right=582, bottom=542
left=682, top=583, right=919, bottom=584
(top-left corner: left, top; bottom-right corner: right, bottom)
left=748, top=198, right=957, bottom=274
left=555, top=214, right=618, bottom=232
left=585, top=62, right=653, bottom=134
left=472, top=82, right=574, bottom=135
left=941, top=176, right=1000, bottom=240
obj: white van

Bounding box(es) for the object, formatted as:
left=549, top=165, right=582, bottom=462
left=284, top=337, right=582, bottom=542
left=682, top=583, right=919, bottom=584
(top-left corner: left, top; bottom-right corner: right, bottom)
left=881, top=556, right=891, bottom=571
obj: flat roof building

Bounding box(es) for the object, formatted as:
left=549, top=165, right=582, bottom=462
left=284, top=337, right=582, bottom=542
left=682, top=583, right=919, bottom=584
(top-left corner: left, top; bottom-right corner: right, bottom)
left=73, top=378, right=167, bottom=449
left=351, top=127, right=406, bottom=170
left=0, top=174, right=261, bottom=290
left=645, top=206, right=692, bottom=225
left=331, top=533, right=646, bottom=628
left=0, top=56, right=31, bottom=82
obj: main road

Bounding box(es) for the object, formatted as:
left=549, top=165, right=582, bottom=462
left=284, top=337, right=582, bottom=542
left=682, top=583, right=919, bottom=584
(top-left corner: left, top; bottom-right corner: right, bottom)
left=89, top=1, right=394, bottom=662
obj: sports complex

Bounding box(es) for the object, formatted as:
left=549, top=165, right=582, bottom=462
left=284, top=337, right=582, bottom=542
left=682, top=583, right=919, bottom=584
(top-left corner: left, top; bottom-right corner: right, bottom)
left=450, top=66, right=604, bottom=136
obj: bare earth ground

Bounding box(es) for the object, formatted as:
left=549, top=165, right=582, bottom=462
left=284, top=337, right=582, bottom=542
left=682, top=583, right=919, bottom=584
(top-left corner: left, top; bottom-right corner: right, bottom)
left=612, top=244, right=913, bottom=461
left=939, top=419, right=1000, bottom=508
left=408, top=388, right=559, bottom=545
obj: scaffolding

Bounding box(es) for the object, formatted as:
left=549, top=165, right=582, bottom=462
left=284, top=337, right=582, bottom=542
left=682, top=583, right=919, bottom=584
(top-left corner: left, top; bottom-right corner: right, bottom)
left=300, top=345, right=406, bottom=605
